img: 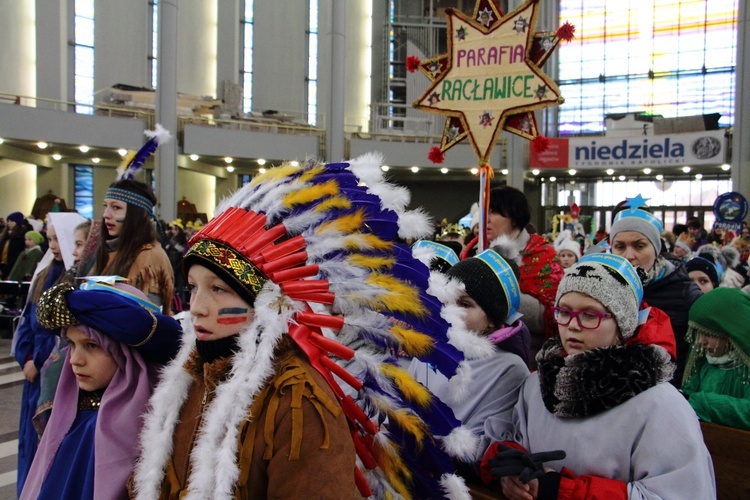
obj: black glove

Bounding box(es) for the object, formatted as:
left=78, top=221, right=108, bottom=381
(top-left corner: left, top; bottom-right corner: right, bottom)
left=488, top=444, right=566, bottom=484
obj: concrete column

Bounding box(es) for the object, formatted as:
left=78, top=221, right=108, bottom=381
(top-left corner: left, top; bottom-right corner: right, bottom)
left=505, top=135, right=525, bottom=190
left=35, top=0, right=74, bottom=109
left=155, top=0, right=178, bottom=221
left=326, top=0, right=346, bottom=162
left=216, top=0, right=241, bottom=94
left=733, top=0, right=750, bottom=202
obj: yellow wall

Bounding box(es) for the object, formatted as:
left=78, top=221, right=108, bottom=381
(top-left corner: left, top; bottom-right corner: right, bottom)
left=0, top=159, right=37, bottom=217
left=178, top=169, right=216, bottom=221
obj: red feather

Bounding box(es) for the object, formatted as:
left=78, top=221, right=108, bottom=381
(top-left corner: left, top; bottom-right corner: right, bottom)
left=428, top=146, right=445, bottom=164
left=557, top=22, right=576, bottom=42
left=531, top=135, right=551, bottom=154
left=406, top=55, right=421, bottom=73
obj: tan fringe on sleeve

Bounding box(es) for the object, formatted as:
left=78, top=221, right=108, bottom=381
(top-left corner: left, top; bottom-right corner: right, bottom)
left=262, top=357, right=342, bottom=461
left=128, top=244, right=175, bottom=314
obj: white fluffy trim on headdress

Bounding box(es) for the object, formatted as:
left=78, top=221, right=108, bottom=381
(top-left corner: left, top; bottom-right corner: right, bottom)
left=489, top=234, right=523, bottom=266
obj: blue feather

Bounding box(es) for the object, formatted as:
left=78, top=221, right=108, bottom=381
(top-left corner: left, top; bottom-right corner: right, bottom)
left=118, top=136, right=159, bottom=180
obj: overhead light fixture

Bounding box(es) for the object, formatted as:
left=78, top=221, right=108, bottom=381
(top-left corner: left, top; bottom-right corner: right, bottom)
left=224, top=157, right=233, bottom=164
left=501, top=169, right=509, bottom=175
left=290, top=160, right=299, bottom=167
left=258, top=168, right=267, bottom=174
left=92, top=157, right=100, bottom=164
left=257, top=158, right=266, bottom=165
left=411, top=166, right=419, bottom=173
left=568, top=169, right=576, bottom=176
left=52, top=154, right=62, bottom=161
left=643, top=168, right=652, bottom=175
left=470, top=168, right=479, bottom=175
left=682, top=166, right=691, bottom=173
left=117, top=148, right=128, bottom=156
left=606, top=169, right=615, bottom=175
left=37, top=141, right=49, bottom=149
left=695, top=173, right=703, bottom=180
left=380, top=165, right=389, bottom=172
left=440, top=167, right=449, bottom=174
left=189, top=154, right=199, bottom=161
left=226, top=165, right=235, bottom=173
left=549, top=176, right=557, bottom=182
left=618, top=175, right=626, bottom=181
left=656, top=174, right=664, bottom=180
left=532, top=169, right=540, bottom=176
left=721, top=163, right=731, bottom=171
left=79, top=145, right=89, bottom=153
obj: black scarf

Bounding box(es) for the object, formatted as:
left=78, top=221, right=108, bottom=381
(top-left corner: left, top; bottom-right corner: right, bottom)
left=536, top=337, right=674, bottom=418
left=195, top=334, right=241, bottom=364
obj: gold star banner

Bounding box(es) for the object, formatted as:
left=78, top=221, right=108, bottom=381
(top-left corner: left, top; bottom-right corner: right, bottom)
left=413, top=0, right=567, bottom=165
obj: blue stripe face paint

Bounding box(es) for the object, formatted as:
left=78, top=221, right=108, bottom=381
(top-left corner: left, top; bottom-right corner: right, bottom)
left=218, top=307, right=249, bottom=315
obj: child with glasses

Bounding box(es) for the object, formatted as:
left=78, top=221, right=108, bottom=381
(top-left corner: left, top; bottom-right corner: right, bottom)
left=478, top=253, right=715, bottom=500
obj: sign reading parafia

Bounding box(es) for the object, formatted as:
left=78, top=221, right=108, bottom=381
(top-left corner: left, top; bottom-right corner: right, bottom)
left=529, top=129, right=727, bottom=169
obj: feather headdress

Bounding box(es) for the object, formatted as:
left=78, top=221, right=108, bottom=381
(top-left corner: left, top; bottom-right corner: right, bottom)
left=116, top=124, right=172, bottom=181
left=134, top=153, right=490, bottom=499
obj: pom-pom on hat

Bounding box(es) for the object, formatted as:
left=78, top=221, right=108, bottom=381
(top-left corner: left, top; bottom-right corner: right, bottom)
left=35, top=277, right=183, bottom=364
left=25, top=230, right=44, bottom=246
left=7, top=211, right=24, bottom=226
left=447, top=249, right=522, bottom=327
left=610, top=196, right=663, bottom=254
left=556, top=253, right=643, bottom=340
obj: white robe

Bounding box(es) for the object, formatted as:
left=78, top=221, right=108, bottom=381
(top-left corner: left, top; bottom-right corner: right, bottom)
left=483, top=372, right=716, bottom=499
left=409, top=349, right=529, bottom=438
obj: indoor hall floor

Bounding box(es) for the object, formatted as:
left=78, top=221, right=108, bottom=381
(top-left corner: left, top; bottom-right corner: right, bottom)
left=0, top=337, right=23, bottom=499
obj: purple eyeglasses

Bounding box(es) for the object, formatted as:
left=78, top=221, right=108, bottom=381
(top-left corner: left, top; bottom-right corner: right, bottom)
left=552, top=306, right=614, bottom=329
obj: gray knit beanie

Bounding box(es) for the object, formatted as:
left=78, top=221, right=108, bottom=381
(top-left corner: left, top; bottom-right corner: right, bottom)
left=610, top=208, right=664, bottom=254
left=555, top=253, right=643, bottom=340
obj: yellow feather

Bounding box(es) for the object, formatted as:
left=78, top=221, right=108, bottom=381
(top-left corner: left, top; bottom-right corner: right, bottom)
left=385, top=408, right=427, bottom=444
left=298, top=164, right=325, bottom=182
left=372, top=437, right=412, bottom=499
left=390, top=322, right=434, bottom=356
left=341, top=233, right=393, bottom=251
left=380, top=364, right=433, bottom=407
left=313, top=196, right=352, bottom=213
left=250, top=163, right=300, bottom=186
left=346, top=254, right=395, bottom=270
left=316, top=210, right=365, bottom=234
left=282, top=179, right=339, bottom=208
left=117, top=150, right=137, bottom=172
left=364, top=274, right=426, bottom=316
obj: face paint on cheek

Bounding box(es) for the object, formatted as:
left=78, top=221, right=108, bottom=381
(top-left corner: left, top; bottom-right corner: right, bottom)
left=115, top=219, right=126, bottom=223
left=217, top=307, right=250, bottom=325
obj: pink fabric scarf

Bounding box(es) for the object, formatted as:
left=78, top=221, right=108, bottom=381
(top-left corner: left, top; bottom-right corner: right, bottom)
left=21, top=325, right=158, bottom=500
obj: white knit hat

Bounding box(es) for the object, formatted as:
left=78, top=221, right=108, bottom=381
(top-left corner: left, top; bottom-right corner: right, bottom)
left=554, top=230, right=581, bottom=260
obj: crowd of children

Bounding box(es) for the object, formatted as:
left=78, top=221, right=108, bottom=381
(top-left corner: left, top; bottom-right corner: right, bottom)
left=7, top=146, right=750, bottom=498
